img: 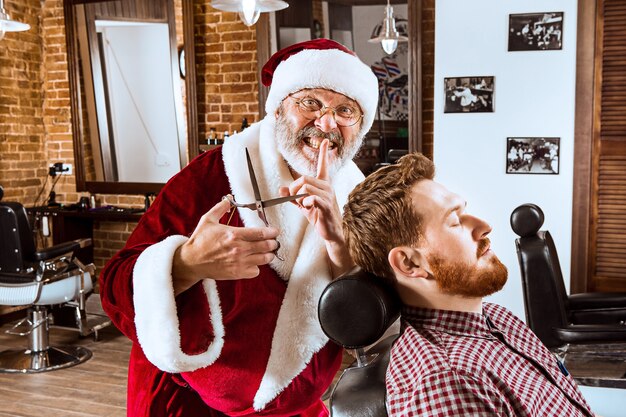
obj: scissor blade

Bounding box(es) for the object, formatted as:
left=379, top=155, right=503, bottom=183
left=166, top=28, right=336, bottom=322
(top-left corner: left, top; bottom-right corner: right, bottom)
left=262, top=193, right=309, bottom=208
left=245, top=148, right=263, bottom=202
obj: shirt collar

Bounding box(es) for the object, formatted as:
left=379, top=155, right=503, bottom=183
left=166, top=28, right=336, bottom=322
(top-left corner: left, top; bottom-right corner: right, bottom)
left=401, top=305, right=494, bottom=338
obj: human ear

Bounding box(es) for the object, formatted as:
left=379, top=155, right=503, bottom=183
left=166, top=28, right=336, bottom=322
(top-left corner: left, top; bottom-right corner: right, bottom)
left=275, top=103, right=283, bottom=118
left=388, top=247, right=429, bottom=279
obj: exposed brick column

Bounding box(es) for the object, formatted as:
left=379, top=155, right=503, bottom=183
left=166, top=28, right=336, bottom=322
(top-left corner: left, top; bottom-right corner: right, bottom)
left=0, top=0, right=46, bottom=203
left=421, top=0, right=435, bottom=159
left=195, top=1, right=260, bottom=143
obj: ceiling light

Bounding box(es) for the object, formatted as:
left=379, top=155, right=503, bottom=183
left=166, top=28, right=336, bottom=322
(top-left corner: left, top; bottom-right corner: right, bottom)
left=368, top=0, right=407, bottom=55
left=210, top=0, right=289, bottom=27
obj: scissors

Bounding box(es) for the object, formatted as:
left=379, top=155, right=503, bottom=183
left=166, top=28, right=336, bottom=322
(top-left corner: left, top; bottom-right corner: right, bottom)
left=223, top=147, right=307, bottom=261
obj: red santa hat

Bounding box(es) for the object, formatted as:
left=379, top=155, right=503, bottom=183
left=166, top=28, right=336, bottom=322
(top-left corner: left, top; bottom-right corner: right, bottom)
left=262, top=39, right=379, bottom=134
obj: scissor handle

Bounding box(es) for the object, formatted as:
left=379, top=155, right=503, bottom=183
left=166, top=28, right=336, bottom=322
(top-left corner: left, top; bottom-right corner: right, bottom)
left=222, top=194, right=256, bottom=210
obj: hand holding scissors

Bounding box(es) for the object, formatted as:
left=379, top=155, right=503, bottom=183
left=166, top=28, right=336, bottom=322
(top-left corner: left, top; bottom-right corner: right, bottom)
left=223, top=148, right=308, bottom=261
left=172, top=148, right=297, bottom=294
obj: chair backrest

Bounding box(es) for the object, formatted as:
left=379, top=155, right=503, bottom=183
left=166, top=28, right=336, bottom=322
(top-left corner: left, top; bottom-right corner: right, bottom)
left=0, top=202, right=36, bottom=273
left=319, top=267, right=401, bottom=350
left=511, top=204, right=569, bottom=348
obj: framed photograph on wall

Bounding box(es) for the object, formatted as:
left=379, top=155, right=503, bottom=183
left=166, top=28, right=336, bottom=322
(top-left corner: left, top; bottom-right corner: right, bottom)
left=508, top=12, right=563, bottom=51
left=506, top=137, right=560, bottom=174
left=444, top=76, right=494, bottom=113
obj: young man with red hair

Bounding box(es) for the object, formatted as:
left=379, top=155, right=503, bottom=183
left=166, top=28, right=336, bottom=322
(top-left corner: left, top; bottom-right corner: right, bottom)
left=343, top=153, right=595, bottom=417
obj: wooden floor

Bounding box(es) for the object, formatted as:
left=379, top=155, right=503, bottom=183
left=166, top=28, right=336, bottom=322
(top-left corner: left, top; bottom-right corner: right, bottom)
left=0, top=321, right=130, bottom=417
left=0, top=299, right=353, bottom=416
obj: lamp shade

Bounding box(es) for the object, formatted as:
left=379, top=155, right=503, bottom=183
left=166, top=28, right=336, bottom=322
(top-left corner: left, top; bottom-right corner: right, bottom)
left=368, top=4, right=408, bottom=55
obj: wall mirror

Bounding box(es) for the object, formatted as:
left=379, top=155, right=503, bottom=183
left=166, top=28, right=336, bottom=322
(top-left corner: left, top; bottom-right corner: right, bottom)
left=255, top=0, right=420, bottom=154
left=64, top=0, right=198, bottom=195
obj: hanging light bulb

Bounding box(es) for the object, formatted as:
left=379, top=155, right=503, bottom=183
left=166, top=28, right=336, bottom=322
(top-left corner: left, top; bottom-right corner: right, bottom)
left=381, top=38, right=398, bottom=55
left=368, top=0, right=408, bottom=55
left=0, top=0, right=30, bottom=40
left=211, top=0, right=288, bottom=27
left=238, top=0, right=260, bottom=26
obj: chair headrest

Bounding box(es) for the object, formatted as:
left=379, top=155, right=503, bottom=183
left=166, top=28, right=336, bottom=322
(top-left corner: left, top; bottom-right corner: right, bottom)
left=318, top=267, right=401, bottom=349
left=510, top=203, right=544, bottom=237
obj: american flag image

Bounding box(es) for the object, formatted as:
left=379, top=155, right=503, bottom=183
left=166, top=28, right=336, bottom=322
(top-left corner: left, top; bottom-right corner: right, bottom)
left=370, top=62, right=388, bottom=80
left=382, top=57, right=401, bottom=77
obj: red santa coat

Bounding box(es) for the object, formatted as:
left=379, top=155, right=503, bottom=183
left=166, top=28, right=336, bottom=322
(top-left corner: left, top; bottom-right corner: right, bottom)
left=99, top=116, right=365, bottom=416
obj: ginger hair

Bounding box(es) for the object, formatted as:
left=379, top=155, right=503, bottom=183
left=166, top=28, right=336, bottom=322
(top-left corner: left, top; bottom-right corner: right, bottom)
left=343, top=153, right=435, bottom=284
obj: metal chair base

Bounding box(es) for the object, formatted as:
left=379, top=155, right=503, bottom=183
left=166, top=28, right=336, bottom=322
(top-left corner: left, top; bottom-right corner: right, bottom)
left=0, top=345, right=92, bottom=373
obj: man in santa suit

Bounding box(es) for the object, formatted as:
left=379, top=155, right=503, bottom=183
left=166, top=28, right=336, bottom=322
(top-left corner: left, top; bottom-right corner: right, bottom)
left=99, top=39, right=379, bottom=416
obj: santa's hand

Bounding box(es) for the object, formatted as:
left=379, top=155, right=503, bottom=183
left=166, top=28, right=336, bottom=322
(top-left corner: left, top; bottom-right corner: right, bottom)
left=172, top=198, right=279, bottom=295
left=279, top=139, right=342, bottom=241
left=279, top=139, right=352, bottom=276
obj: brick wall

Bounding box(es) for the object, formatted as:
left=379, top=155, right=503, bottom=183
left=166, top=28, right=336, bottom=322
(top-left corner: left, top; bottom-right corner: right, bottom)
left=422, top=0, right=435, bottom=159
left=195, top=2, right=259, bottom=142
left=0, top=0, right=45, bottom=203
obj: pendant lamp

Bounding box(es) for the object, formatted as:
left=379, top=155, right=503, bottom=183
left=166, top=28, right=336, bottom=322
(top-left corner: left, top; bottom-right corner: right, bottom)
left=368, top=0, right=407, bottom=55
left=210, top=0, right=289, bottom=27
left=0, top=0, right=30, bottom=40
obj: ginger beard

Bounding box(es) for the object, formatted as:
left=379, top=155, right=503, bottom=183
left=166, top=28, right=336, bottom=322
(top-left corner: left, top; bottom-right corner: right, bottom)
left=428, top=238, right=508, bottom=298
left=275, top=110, right=363, bottom=177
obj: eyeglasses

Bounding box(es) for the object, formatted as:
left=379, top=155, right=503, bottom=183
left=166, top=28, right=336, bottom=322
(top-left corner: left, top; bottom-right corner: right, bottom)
left=289, top=95, right=363, bottom=127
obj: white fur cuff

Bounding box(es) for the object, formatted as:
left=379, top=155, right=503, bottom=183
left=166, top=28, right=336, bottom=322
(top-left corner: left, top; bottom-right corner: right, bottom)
left=133, top=235, right=224, bottom=373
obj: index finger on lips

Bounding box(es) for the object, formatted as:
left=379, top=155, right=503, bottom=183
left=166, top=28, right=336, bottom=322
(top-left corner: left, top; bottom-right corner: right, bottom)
left=316, top=139, right=330, bottom=181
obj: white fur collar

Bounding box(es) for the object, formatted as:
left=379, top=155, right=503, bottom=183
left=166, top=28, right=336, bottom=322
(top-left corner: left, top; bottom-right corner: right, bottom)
left=222, top=115, right=364, bottom=410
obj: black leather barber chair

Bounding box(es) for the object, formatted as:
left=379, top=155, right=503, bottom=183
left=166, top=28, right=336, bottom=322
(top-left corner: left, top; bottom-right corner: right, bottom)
left=386, top=149, right=408, bottom=164
left=318, top=267, right=401, bottom=417
left=511, top=203, right=626, bottom=352
left=0, top=199, right=111, bottom=373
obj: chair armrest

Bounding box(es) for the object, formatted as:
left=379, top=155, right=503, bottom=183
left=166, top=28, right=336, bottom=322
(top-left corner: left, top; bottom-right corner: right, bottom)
left=569, top=292, right=626, bottom=310
left=33, top=238, right=92, bottom=262
left=318, top=267, right=401, bottom=349
left=555, top=324, right=626, bottom=345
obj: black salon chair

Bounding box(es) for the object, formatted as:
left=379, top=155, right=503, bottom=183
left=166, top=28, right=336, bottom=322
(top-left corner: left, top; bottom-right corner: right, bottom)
left=386, top=149, right=408, bottom=164
left=318, top=267, right=401, bottom=417
left=511, top=203, right=626, bottom=351
left=0, top=196, right=111, bottom=373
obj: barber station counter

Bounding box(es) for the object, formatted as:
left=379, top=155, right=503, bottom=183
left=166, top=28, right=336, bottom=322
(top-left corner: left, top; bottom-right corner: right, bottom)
left=27, top=206, right=143, bottom=264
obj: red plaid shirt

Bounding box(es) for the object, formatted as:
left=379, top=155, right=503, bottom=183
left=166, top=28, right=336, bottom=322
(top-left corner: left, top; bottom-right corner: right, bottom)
left=386, top=303, right=595, bottom=417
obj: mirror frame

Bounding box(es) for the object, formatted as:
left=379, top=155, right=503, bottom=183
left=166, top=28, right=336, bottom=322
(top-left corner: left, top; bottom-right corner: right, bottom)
left=64, top=0, right=198, bottom=195
left=255, top=1, right=421, bottom=152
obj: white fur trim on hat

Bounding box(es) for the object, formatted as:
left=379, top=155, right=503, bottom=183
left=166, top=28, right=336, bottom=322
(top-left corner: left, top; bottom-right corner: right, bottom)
left=133, top=235, right=224, bottom=373
left=264, top=48, right=379, bottom=135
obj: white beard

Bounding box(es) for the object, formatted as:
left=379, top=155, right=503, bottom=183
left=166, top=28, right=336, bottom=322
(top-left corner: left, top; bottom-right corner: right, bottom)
left=274, top=112, right=364, bottom=178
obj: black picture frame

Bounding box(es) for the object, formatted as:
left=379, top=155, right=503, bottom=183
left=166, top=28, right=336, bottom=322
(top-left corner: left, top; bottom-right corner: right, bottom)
left=508, top=12, right=564, bottom=51
left=506, top=137, right=560, bottom=175
left=444, top=76, right=495, bottom=114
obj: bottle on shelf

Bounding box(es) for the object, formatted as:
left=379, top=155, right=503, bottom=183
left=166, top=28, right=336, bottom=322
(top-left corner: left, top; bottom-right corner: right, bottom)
left=207, top=128, right=216, bottom=145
